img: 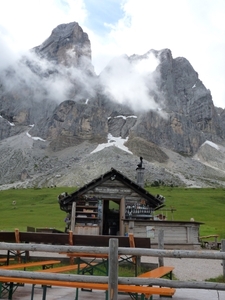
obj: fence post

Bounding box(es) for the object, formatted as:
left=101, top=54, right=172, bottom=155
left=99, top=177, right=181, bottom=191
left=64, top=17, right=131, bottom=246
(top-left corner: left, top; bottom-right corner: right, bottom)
left=70, top=202, right=76, bottom=233
left=158, top=229, right=164, bottom=267
left=109, top=238, right=118, bottom=300
left=68, top=231, right=74, bottom=265
left=14, top=229, right=21, bottom=263
left=222, top=240, right=225, bottom=277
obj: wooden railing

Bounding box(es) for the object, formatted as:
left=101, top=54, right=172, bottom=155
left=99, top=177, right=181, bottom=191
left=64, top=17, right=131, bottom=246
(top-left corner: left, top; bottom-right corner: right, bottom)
left=0, top=229, right=151, bottom=248
left=0, top=240, right=225, bottom=300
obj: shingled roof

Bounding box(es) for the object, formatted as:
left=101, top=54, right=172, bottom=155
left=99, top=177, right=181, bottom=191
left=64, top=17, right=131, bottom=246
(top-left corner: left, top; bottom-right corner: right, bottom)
left=59, top=168, right=165, bottom=211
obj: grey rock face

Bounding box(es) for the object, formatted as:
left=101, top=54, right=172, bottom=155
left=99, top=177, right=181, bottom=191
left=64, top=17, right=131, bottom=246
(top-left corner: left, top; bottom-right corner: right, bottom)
left=30, top=99, right=109, bottom=151
left=0, top=22, right=225, bottom=189
left=33, top=22, right=93, bottom=71
left=108, top=115, right=137, bottom=138
left=124, top=137, right=169, bottom=163
left=194, top=141, right=225, bottom=170
left=128, top=49, right=225, bottom=154
left=0, top=22, right=95, bottom=141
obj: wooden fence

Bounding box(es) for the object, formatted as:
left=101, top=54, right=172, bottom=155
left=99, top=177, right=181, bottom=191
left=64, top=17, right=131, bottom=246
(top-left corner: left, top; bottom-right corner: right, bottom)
left=0, top=240, right=225, bottom=300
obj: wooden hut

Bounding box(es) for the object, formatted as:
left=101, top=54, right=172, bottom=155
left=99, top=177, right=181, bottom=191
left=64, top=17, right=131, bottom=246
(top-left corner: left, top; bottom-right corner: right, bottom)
left=58, top=167, right=164, bottom=236
left=58, top=165, right=203, bottom=249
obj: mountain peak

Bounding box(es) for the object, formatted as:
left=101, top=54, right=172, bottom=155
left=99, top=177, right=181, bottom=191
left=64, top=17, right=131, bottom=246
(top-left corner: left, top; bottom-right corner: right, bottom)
left=33, top=21, right=92, bottom=69
left=0, top=21, right=225, bottom=189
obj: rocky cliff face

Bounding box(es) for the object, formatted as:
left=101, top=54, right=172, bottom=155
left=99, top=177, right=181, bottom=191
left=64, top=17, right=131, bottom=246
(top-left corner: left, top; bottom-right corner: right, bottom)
left=33, top=99, right=109, bottom=151
left=0, top=22, right=225, bottom=189
left=101, top=49, right=224, bottom=155
left=0, top=22, right=96, bottom=137
left=33, top=22, right=94, bottom=72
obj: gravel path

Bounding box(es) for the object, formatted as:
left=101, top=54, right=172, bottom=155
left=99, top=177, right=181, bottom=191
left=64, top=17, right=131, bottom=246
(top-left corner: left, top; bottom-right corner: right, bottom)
left=142, top=255, right=223, bottom=281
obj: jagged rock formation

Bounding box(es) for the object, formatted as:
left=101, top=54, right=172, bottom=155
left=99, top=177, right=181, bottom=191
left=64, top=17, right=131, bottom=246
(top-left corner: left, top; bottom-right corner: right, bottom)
left=0, top=22, right=96, bottom=139
left=0, top=21, right=225, bottom=189
left=33, top=22, right=93, bottom=71
left=194, top=141, right=225, bottom=170
left=34, top=99, right=109, bottom=151
left=100, top=49, right=224, bottom=155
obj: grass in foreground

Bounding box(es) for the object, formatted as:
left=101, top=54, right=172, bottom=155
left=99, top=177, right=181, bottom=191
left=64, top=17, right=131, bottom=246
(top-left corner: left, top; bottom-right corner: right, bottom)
left=206, top=275, right=225, bottom=283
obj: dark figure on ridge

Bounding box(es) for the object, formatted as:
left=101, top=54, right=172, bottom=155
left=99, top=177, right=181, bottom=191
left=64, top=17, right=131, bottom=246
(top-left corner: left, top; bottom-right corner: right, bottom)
left=136, top=156, right=143, bottom=169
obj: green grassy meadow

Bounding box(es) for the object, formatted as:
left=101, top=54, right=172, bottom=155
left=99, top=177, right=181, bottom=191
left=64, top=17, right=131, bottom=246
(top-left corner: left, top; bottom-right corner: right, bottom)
left=147, top=187, right=225, bottom=240
left=0, top=187, right=75, bottom=232
left=0, top=187, right=225, bottom=240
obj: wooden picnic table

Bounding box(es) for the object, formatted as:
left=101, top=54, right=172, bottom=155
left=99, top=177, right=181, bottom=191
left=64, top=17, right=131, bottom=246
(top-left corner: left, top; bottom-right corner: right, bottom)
left=65, top=250, right=140, bottom=300
left=0, top=260, right=61, bottom=300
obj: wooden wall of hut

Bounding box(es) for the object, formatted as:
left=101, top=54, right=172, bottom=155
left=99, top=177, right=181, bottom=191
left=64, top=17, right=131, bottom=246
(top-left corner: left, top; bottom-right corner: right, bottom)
left=123, top=219, right=203, bottom=250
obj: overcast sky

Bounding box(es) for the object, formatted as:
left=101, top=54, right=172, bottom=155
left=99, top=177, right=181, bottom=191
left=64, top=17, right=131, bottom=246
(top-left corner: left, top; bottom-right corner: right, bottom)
left=0, top=0, right=224, bottom=109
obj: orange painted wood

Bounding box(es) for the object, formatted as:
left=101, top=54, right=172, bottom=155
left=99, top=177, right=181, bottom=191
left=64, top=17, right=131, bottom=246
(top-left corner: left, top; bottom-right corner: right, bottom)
left=0, top=260, right=61, bottom=270
left=68, top=231, right=74, bottom=265
left=14, top=229, right=21, bottom=263
left=0, top=276, right=175, bottom=296
left=138, top=266, right=174, bottom=278
left=128, top=233, right=136, bottom=263
left=0, top=258, right=14, bottom=263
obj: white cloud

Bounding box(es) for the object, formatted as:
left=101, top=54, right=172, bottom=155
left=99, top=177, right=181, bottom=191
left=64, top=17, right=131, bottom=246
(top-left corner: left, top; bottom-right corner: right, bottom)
left=90, top=0, right=225, bottom=109
left=1, top=48, right=98, bottom=104
left=0, top=0, right=87, bottom=52
left=0, top=0, right=224, bottom=109
left=99, top=53, right=162, bottom=112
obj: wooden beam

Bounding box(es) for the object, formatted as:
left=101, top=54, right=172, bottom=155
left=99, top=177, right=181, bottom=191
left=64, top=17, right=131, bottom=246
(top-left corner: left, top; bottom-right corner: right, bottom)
left=120, top=197, right=125, bottom=236
left=14, top=229, right=21, bottom=263
left=158, top=229, right=164, bottom=267
left=70, top=202, right=76, bottom=233
left=108, top=238, right=118, bottom=300
left=68, top=231, right=74, bottom=265
left=222, top=240, right=225, bottom=277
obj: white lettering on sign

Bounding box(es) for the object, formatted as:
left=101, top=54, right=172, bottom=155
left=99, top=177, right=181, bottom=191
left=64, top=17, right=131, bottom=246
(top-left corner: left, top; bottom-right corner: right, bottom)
left=95, top=187, right=130, bottom=193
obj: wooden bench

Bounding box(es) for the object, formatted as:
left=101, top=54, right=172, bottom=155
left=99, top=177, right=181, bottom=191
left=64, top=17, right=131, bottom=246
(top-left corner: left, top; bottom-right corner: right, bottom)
left=0, top=258, right=14, bottom=266
left=0, top=230, right=151, bottom=265
left=37, top=262, right=97, bottom=273
left=138, top=266, right=174, bottom=280
left=0, top=262, right=98, bottom=299
left=0, top=260, right=61, bottom=270
left=118, top=233, right=146, bottom=276
left=0, top=275, right=176, bottom=300
left=137, top=266, right=175, bottom=299
left=0, top=231, right=151, bottom=248
left=30, top=263, right=97, bottom=300
left=0, top=260, right=61, bottom=299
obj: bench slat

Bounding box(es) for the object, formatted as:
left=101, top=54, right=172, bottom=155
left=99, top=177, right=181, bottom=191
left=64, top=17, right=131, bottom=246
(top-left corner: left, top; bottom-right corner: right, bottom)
left=38, top=263, right=96, bottom=273
left=138, top=266, right=174, bottom=278
left=0, top=260, right=61, bottom=269
left=0, top=258, right=14, bottom=263
left=0, top=276, right=175, bottom=296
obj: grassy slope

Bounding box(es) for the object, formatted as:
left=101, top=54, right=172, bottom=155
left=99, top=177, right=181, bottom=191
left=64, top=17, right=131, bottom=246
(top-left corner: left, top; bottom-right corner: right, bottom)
left=147, top=187, right=225, bottom=239
left=0, top=187, right=75, bottom=232
left=0, top=187, right=225, bottom=240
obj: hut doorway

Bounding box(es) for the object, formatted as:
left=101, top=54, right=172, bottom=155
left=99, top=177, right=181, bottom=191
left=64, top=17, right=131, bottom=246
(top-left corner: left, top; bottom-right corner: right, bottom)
left=102, top=198, right=125, bottom=236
